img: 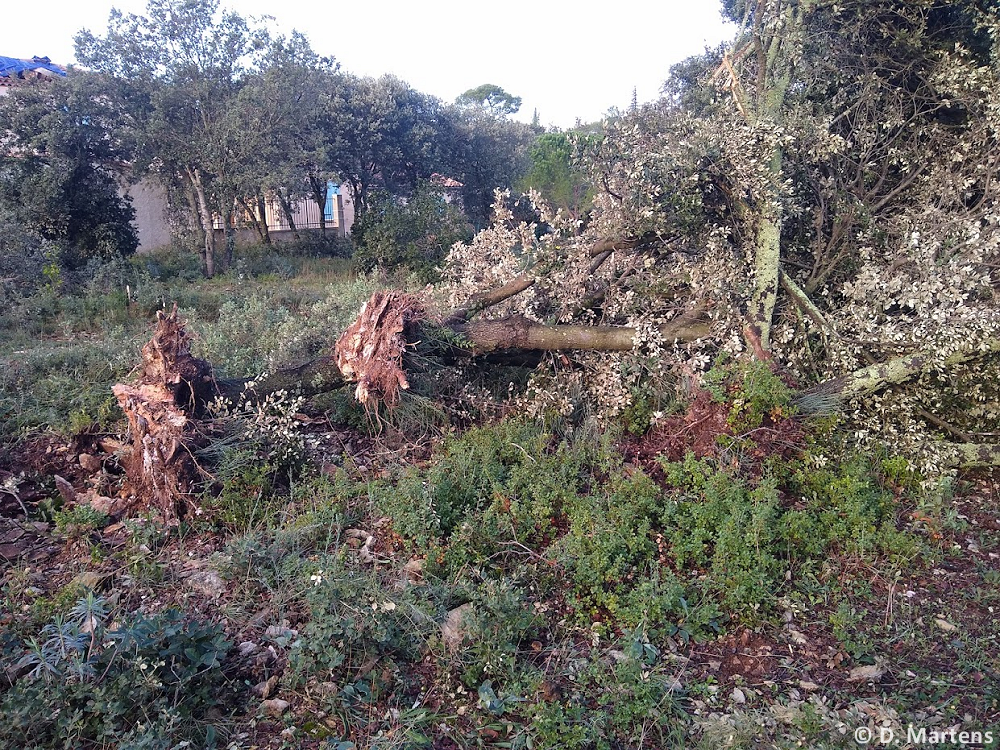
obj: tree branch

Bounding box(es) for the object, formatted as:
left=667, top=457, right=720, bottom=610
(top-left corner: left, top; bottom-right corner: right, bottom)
left=803, top=339, right=1000, bottom=405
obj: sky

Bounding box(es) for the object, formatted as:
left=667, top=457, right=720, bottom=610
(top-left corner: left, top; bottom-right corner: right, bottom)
left=0, top=1, right=735, bottom=128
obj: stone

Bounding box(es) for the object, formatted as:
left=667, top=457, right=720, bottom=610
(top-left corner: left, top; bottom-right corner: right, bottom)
left=847, top=662, right=885, bottom=682
left=260, top=698, right=290, bottom=717
left=252, top=675, right=279, bottom=699
left=184, top=568, right=225, bottom=599
left=402, top=558, right=424, bottom=585
left=72, top=571, right=106, bottom=591
left=53, top=475, right=76, bottom=505
left=78, top=454, right=102, bottom=473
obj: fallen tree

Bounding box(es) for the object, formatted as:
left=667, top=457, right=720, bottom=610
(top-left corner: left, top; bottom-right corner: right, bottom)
left=109, top=0, right=1000, bottom=519
left=111, top=271, right=1000, bottom=522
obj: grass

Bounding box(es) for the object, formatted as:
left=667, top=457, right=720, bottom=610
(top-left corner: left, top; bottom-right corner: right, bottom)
left=0, top=248, right=998, bottom=749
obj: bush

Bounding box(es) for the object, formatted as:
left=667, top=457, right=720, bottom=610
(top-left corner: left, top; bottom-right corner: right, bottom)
left=1, top=595, right=232, bottom=749
left=0, top=209, right=52, bottom=300
left=353, top=181, right=473, bottom=280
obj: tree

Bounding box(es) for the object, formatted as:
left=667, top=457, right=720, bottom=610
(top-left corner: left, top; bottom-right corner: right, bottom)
left=76, top=0, right=273, bottom=276
left=0, top=73, right=138, bottom=272
left=456, top=84, right=522, bottom=117
left=433, top=0, right=1000, bottom=468
left=322, top=74, right=451, bottom=223
left=352, top=180, right=473, bottom=280
left=444, top=106, right=533, bottom=228
left=219, top=32, right=336, bottom=248
left=517, top=131, right=595, bottom=221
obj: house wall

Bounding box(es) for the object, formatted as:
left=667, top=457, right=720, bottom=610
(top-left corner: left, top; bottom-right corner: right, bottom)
left=125, top=177, right=356, bottom=253
left=127, top=179, right=173, bottom=252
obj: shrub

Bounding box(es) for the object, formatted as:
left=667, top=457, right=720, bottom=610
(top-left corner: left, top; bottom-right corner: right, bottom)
left=353, top=181, right=473, bottom=280
left=1, top=595, right=232, bottom=748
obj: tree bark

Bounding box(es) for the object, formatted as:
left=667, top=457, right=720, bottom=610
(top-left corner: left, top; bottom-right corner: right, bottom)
left=308, top=174, right=328, bottom=237
left=454, top=311, right=712, bottom=354
left=947, top=443, right=1000, bottom=468
left=237, top=195, right=268, bottom=244
left=802, top=339, right=1000, bottom=405
left=256, top=191, right=272, bottom=245
left=275, top=188, right=298, bottom=235
left=187, top=167, right=216, bottom=278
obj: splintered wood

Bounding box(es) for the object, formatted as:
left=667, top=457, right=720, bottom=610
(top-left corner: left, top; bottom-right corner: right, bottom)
left=112, top=305, right=215, bottom=520
left=335, top=291, right=423, bottom=409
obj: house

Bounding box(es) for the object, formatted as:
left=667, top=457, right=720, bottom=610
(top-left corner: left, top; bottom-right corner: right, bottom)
left=127, top=179, right=355, bottom=253
left=2, top=52, right=354, bottom=252
left=0, top=56, right=66, bottom=95
left=209, top=182, right=355, bottom=241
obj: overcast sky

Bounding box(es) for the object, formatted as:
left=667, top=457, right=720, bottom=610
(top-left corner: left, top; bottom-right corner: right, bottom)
left=1, top=1, right=734, bottom=128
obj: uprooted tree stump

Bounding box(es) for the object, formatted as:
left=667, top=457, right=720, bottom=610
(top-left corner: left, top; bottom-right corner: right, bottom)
left=335, top=290, right=424, bottom=409
left=112, top=305, right=217, bottom=520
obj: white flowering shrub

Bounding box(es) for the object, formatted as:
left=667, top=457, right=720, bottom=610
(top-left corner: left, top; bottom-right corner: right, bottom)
left=209, top=386, right=313, bottom=470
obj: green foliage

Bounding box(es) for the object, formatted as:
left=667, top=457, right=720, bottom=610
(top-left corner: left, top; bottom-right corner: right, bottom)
left=517, top=131, right=595, bottom=219
left=0, top=209, right=54, bottom=300
left=552, top=471, right=706, bottom=635
left=452, top=579, right=541, bottom=687
left=53, top=505, right=110, bottom=540
left=0, top=74, right=138, bottom=271
left=376, top=420, right=562, bottom=548
left=209, top=461, right=279, bottom=532
left=703, top=357, right=794, bottom=432
left=1, top=597, right=232, bottom=749
left=287, top=561, right=445, bottom=685
left=456, top=84, right=522, bottom=116
left=0, top=326, right=141, bottom=436
left=352, top=181, right=473, bottom=280
left=659, top=462, right=782, bottom=620
left=781, top=457, right=916, bottom=560
left=517, top=630, right=688, bottom=749
left=660, top=451, right=917, bottom=623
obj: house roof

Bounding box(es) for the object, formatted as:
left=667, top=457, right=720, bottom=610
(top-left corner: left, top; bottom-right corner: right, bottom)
left=430, top=173, right=464, bottom=189
left=0, top=56, right=66, bottom=79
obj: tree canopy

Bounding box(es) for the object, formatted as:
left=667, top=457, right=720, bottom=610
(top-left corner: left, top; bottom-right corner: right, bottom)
left=0, top=74, right=138, bottom=271
left=456, top=84, right=522, bottom=116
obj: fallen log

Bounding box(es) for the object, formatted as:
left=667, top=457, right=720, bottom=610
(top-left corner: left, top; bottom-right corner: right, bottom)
left=334, top=291, right=714, bottom=407
left=801, top=339, right=1000, bottom=405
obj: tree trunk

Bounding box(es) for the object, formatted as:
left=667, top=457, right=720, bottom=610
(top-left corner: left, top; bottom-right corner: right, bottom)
left=308, top=174, right=328, bottom=238
left=454, top=313, right=712, bottom=354
left=224, top=209, right=236, bottom=269
left=801, top=339, right=1000, bottom=406
left=236, top=195, right=268, bottom=244
left=187, top=167, right=216, bottom=278
left=275, top=189, right=298, bottom=236
left=947, top=444, right=1000, bottom=468
left=256, top=191, right=272, bottom=245
left=748, top=153, right=783, bottom=352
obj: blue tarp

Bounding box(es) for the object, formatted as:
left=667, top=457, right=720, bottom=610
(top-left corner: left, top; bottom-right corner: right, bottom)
left=0, top=56, right=66, bottom=79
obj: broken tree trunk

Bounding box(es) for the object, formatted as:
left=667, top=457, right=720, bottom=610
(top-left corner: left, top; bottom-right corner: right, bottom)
left=335, top=290, right=714, bottom=407
left=454, top=312, right=713, bottom=353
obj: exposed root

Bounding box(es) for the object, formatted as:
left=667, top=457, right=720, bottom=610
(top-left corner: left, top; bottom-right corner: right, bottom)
left=335, top=291, right=424, bottom=409
left=112, top=305, right=215, bottom=521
